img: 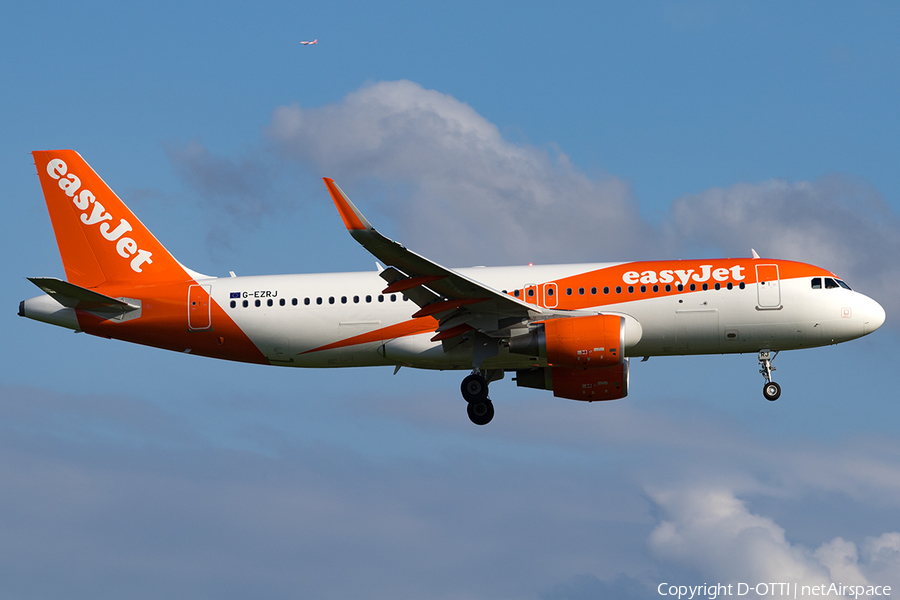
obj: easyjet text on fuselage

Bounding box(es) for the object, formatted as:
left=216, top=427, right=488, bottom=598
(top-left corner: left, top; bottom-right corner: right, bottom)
left=622, top=264, right=746, bottom=286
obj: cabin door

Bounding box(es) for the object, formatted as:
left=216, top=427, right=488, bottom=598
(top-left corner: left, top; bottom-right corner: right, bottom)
left=188, top=285, right=212, bottom=330
left=755, top=264, right=781, bottom=308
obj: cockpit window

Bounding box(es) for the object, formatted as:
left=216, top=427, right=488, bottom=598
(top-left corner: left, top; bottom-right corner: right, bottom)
left=811, top=277, right=822, bottom=289
left=824, top=277, right=840, bottom=289
left=836, top=279, right=851, bottom=290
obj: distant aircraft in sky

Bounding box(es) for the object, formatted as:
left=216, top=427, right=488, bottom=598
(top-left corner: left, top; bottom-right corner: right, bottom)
left=20, top=150, right=886, bottom=425
left=300, top=39, right=317, bottom=45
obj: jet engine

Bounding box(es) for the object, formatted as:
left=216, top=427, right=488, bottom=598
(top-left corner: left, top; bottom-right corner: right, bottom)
left=508, top=314, right=625, bottom=369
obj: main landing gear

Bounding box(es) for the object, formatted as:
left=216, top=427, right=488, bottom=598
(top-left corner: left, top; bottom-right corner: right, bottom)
left=461, top=371, right=494, bottom=425
left=758, top=349, right=781, bottom=401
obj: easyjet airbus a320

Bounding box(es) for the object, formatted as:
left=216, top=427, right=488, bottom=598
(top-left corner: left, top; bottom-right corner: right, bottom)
left=20, top=150, right=886, bottom=424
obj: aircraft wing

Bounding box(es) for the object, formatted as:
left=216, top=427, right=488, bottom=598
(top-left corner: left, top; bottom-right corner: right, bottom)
left=323, top=179, right=542, bottom=342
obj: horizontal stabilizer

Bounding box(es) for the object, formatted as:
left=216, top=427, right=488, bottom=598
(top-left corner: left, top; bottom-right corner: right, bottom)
left=27, top=277, right=136, bottom=310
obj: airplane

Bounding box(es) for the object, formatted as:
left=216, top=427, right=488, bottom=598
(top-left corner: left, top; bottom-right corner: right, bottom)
left=300, top=39, right=317, bottom=45
left=19, top=150, right=886, bottom=425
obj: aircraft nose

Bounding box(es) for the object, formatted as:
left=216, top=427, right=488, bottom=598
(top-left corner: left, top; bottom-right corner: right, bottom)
left=861, top=294, right=886, bottom=335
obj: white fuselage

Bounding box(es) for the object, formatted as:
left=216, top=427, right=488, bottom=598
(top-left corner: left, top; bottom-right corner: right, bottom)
left=205, top=262, right=883, bottom=370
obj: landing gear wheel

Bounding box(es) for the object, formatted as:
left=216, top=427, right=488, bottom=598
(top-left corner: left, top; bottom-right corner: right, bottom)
left=758, top=349, right=781, bottom=402
left=467, top=400, right=494, bottom=425
left=461, top=374, right=489, bottom=402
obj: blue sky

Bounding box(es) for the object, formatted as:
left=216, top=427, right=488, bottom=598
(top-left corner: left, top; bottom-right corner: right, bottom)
left=2, top=2, right=900, bottom=598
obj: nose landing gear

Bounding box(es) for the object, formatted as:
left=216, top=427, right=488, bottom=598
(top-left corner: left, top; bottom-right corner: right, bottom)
left=759, top=349, right=781, bottom=401
left=461, top=371, right=495, bottom=425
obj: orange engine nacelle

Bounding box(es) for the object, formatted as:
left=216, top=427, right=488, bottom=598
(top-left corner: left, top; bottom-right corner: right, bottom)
left=508, top=314, right=624, bottom=369
left=515, top=361, right=630, bottom=402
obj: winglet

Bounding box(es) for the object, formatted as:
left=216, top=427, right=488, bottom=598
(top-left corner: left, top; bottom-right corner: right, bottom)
left=323, top=178, right=373, bottom=231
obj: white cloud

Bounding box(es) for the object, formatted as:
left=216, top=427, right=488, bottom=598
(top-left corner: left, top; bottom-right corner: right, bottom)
left=861, top=532, right=900, bottom=583
left=649, top=486, right=900, bottom=593
left=814, top=536, right=869, bottom=585
left=650, top=487, right=829, bottom=584
left=265, top=80, right=656, bottom=265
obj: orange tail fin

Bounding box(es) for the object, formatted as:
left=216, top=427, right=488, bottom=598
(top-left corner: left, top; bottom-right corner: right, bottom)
left=32, top=150, right=191, bottom=287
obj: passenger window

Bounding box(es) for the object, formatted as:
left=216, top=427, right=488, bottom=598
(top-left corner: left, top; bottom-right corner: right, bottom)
left=242, top=300, right=248, bottom=308
left=653, top=285, right=659, bottom=292
left=640, top=285, right=646, bottom=293
left=578, top=287, right=584, bottom=295
left=726, top=282, right=733, bottom=290
left=627, top=286, right=634, bottom=293
left=548, top=288, right=555, bottom=296
left=366, top=295, right=372, bottom=303
left=341, top=296, right=347, bottom=304
left=230, top=300, right=236, bottom=308
left=354, top=295, right=360, bottom=303
left=329, top=297, right=335, bottom=304
left=811, top=277, right=822, bottom=289
left=255, top=299, right=261, bottom=307
left=566, top=288, right=572, bottom=296
left=391, top=294, right=397, bottom=302
left=590, top=287, right=596, bottom=295
left=514, top=290, right=520, bottom=297
left=739, top=282, right=745, bottom=289
left=527, top=289, right=535, bottom=297
left=665, top=284, right=671, bottom=292
left=378, top=295, right=384, bottom=302
left=279, top=298, right=285, bottom=306
left=267, top=299, right=273, bottom=307
left=316, top=297, right=323, bottom=305
left=603, top=287, right=609, bottom=294
left=615, top=286, right=622, bottom=294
